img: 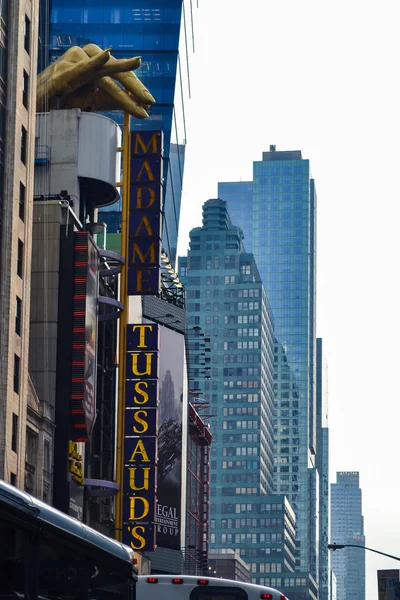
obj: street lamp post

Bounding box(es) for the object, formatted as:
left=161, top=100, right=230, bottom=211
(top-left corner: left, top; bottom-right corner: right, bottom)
left=328, top=544, right=400, bottom=562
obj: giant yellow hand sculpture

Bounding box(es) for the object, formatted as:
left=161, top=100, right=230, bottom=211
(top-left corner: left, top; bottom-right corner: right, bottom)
left=37, top=44, right=155, bottom=119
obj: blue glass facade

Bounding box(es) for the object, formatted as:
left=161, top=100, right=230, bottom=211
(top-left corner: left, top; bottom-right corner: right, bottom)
left=164, top=142, right=185, bottom=264
left=218, top=148, right=318, bottom=578
left=218, top=182, right=253, bottom=252
left=45, top=0, right=192, bottom=264
left=330, top=472, right=365, bottom=600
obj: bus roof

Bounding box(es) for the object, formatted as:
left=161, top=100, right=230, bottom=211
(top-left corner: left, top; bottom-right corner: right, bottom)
left=0, top=479, right=134, bottom=564
left=137, top=574, right=286, bottom=596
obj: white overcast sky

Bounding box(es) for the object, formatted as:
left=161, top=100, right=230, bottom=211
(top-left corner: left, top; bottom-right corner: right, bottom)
left=176, top=1, right=400, bottom=598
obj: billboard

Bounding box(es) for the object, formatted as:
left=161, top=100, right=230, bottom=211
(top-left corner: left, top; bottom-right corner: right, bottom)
left=71, top=232, right=99, bottom=442
left=84, top=237, right=99, bottom=434
left=378, top=571, right=400, bottom=600
left=156, top=327, right=186, bottom=550
left=122, top=324, right=159, bottom=551
left=128, top=131, right=163, bottom=296
left=68, top=441, right=84, bottom=521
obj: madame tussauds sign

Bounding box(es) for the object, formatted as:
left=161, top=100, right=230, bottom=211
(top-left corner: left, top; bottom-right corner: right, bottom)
left=122, top=324, right=159, bottom=551
left=128, top=131, right=163, bottom=296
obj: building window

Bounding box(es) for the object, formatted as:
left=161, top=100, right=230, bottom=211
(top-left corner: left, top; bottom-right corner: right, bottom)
left=22, top=70, right=29, bottom=108
left=16, top=297, right=22, bottom=335
left=225, top=255, right=235, bottom=267
left=19, top=183, right=26, bottom=221
left=25, top=473, right=34, bottom=495
left=14, top=355, right=20, bottom=394
left=241, top=264, right=251, bottom=275
left=43, top=482, right=50, bottom=503
left=17, top=239, right=23, bottom=277
left=12, top=413, right=18, bottom=452
left=24, top=16, right=31, bottom=54
left=10, top=473, right=16, bottom=486
left=26, top=428, right=38, bottom=467
left=21, top=126, right=27, bottom=164
left=189, top=256, right=200, bottom=270
left=188, top=316, right=200, bottom=325
left=44, top=439, right=51, bottom=474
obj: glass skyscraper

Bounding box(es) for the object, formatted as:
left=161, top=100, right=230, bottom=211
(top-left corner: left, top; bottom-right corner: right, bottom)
left=179, top=199, right=297, bottom=586
left=218, top=147, right=318, bottom=578
left=316, top=338, right=329, bottom=600
left=330, top=472, right=365, bottom=600
left=44, top=0, right=193, bottom=264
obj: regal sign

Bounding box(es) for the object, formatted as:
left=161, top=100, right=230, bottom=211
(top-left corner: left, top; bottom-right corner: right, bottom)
left=128, top=131, right=163, bottom=296
left=122, top=324, right=159, bottom=551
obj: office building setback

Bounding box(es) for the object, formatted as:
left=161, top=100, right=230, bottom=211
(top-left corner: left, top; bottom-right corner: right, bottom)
left=179, top=199, right=298, bottom=585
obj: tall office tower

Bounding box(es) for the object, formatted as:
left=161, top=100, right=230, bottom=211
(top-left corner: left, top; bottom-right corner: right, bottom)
left=316, top=339, right=329, bottom=600
left=218, top=147, right=318, bottom=580
left=45, top=0, right=194, bottom=265
left=179, top=199, right=298, bottom=585
left=330, top=472, right=365, bottom=600
left=0, top=0, right=39, bottom=486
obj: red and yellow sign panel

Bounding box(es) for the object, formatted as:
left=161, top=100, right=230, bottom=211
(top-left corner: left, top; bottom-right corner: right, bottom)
left=71, top=232, right=99, bottom=442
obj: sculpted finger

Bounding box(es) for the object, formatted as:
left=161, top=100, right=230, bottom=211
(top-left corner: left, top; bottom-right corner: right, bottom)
left=83, top=44, right=141, bottom=73
left=63, top=49, right=111, bottom=92
left=83, top=43, right=155, bottom=105
left=82, top=43, right=105, bottom=55
left=58, top=84, right=96, bottom=110
left=84, top=49, right=111, bottom=76
left=96, top=57, right=142, bottom=77
left=96, top=77, right=149, bottom=118
left=114, top=70, right=155, bottom=106
left=87, top=89, right=130, bottom=112
left=61, top=46, right=92, bottom=65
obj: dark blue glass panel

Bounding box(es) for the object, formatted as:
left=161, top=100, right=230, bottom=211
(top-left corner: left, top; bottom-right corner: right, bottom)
left=47, top=0, right=185, bottom=261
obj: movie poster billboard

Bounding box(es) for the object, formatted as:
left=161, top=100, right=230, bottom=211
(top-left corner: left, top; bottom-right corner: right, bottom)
left=71, top=232, right=99, bottom=442
left=84, top=237, right=99, bottom=435
left=155, top=326, right=187, bottom=550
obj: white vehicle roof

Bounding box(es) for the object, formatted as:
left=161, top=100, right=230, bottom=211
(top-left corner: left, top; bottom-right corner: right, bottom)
left=137, top=574, right=288, bottom=600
